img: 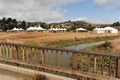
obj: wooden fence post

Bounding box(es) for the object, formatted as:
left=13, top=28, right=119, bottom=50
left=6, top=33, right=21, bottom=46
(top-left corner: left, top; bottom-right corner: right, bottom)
left=72, top=52, right=77, bottom=70
left=40, top=49, right=44, bottom=65
left=117, top=58, right=120, bottom=78
left=15, top=46, right=19, bottom=60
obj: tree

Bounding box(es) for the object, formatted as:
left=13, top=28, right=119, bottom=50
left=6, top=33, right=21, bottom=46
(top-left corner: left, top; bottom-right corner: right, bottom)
left=40, top=22, right=49, bottom=29
left=112, top=22, right=120, bottom=26
left=21, top=21, right=26, bottom=30
left=0, top=17, right=7, bottom=31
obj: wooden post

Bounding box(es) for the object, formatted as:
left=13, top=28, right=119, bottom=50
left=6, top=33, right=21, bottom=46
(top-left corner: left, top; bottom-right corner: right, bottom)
left=109, top=57, right=112, bottom=76
left=94, top=56, right=97, bottom=73
left=6, top=46, right=8, bottom=58
left=101, top=56, right=104, bottom=75
left=66, top=52, right=68, bottom=68
left=5, top=45, right=7, bottom=58
left=0, top=45, right=2, bottom=57
left=81, top=54, right=83, bottom=71
left=116, top=58, right=120, bottom=78
left=26, top=48, right=29, bottom=63
left=15, top=46, right=19, bottom=60
left=10, top=46, right=12, bottom=58
left=72, top=52, right=77, bottom=70
left=61, top=51, right=63, bottom=67
left=87, top=55, right=90, bottom=72
left=22, top=48, right=25, bottom=61
left=1, top=45, right=3, bottom=57
left=56, top=50, right=58, bottom=67
left=45, top=50, right=48, bottom=65
left=40, top=49, right=44, bottom=65
left=33, top=49, right=37, bottom=63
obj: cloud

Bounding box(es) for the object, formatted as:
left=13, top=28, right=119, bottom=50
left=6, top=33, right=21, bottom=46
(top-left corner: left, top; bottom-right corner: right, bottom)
left=0, top=0, right=80, bottom=23
left=72, top=17, right=117, bottom=24
left=93, top=0, right=120, bottom=11
left=94, top=0, right=118, bottom=5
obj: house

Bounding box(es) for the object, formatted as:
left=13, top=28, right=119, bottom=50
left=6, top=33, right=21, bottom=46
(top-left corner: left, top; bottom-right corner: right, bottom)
left=93, top=26, right=118, bottom=34
left=75, top=28, right=87, bottom=32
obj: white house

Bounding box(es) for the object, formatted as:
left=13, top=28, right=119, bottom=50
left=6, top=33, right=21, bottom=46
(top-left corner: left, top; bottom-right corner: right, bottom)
left=93, top=26, right=118, bottom=34
left=75, top=28, right=87, bottom=32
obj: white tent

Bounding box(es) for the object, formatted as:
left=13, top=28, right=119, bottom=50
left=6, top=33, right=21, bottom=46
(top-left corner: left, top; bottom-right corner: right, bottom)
left=75, top=28, right=87, bottom=32
left=27, top=27, right=35, bottom=31
left=49, top=28, right=67, bottom=32
left=12, top=27, right=19, bottom=31
left=11, top=27, right=24, bottom=32
left=93, top=28, right=105, bottom=34
left=37, top=26, right=46, bottom=31
left=27, top=26, right=46, bottom=32
left=103, top=26, right=118, bottom=33
left=93, top=27, right=118, bottom=34
left=19, top=28, right=24, bottom=31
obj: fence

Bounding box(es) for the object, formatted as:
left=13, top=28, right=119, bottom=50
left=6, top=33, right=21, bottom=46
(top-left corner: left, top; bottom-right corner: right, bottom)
left=0, top=42, right=120, bottom=80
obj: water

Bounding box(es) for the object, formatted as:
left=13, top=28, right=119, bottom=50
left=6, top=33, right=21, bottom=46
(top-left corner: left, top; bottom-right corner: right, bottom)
left=64, top=41, right=105, bottom=51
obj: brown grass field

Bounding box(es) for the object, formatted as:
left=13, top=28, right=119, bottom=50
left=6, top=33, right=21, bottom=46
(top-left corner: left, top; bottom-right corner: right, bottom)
left=0, top=32, right=119, bottom=46
left=112, top=39, right=120, bottom=53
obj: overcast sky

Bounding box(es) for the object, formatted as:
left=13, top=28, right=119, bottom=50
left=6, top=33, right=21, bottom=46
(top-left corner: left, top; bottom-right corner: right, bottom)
left=0, top=0, right=120, bottom=24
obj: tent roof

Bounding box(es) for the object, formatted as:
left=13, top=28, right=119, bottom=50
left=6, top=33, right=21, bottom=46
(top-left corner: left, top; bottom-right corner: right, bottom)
left=37, top=26, right=46, bottom=30
left=103, top=26, right=117, bottom=31
left=49, top=28, right=67, bottom=31
left=76, top=28, right=87, bottom=31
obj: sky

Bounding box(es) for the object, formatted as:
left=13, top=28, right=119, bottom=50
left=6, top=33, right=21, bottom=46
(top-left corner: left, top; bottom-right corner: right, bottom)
left=0, top=0, right=120, bottom=24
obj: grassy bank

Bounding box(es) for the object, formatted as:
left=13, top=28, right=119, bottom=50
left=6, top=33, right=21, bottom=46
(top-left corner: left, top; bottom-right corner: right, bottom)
left=44, top=35, right=120, bottom=48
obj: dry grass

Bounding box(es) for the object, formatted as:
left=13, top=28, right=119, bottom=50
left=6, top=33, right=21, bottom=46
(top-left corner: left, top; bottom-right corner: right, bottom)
left=0, top=32, right=119, bottom=46
left=27, top=74, right=48, bottom=80
left=112, top=39, right=120, bottom=53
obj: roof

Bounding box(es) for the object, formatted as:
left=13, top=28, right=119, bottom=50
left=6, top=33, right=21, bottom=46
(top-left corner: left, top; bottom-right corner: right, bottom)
left=49, top=28, right=67, bottom=31
left=76, top=28, right=87, bottom=31
left=93, top=27, right=118, bottom=31
left=103, top=26, right=117, bottom=31
left=12, top=27, right=23, bottom=31
left=27, top=26, right=46, bottom=31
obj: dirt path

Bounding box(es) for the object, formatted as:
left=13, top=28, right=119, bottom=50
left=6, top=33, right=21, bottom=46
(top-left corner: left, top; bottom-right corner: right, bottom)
left=0, top=69, right=28, bottom=80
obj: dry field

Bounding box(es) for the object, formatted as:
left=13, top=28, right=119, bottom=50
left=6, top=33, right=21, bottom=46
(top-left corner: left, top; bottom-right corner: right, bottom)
left=0, top=32, right=119, bottom=46
left=112, top=39, right=120, bottom=53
